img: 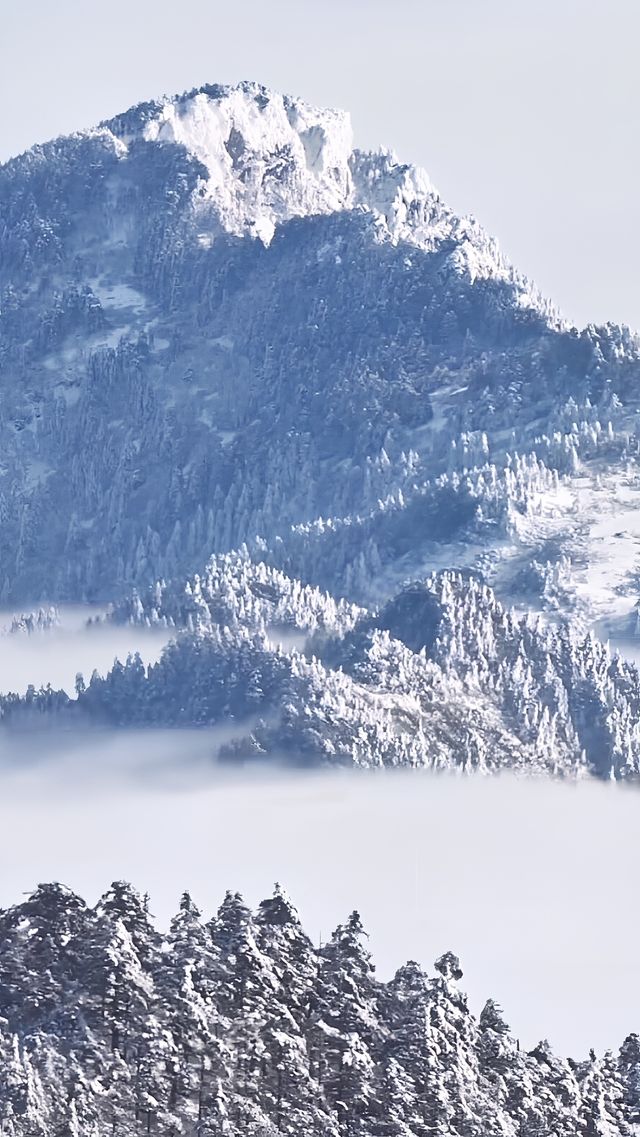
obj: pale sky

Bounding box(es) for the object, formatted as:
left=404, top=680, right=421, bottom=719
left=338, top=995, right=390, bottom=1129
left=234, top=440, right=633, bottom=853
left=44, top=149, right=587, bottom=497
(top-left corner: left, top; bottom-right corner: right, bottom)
left=2, top=0, right=639, bottom=329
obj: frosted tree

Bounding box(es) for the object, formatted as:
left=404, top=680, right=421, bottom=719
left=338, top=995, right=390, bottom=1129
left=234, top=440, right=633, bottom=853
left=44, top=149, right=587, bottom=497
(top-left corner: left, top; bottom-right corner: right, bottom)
left=310, top=911, right=382, bottom=1135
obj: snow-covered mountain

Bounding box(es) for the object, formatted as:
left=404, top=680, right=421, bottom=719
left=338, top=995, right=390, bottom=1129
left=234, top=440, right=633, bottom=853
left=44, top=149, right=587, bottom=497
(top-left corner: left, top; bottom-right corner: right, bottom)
left=0, top=80, right=594, bottom=599
left=3, top=80, right=640, bottom=775
left=1, top=877, right=638, bottom=1136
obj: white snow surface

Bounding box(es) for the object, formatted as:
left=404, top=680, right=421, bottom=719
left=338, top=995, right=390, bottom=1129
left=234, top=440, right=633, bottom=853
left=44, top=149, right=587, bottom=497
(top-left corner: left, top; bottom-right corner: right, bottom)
left=144, top=85, right=353, bottom=245
left=130, top=81, right=555, bottom=318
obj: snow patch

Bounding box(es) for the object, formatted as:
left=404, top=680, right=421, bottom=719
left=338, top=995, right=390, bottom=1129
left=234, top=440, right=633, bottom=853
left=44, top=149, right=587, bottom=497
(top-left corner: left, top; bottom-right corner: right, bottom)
left=91, top=281, right=147, bottom=312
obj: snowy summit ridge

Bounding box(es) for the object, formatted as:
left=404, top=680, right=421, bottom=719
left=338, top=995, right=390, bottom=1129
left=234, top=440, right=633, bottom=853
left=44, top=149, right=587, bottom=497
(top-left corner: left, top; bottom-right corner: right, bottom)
left=138, top=82, right=355, bottom=246
left=102, top=80, right=550, bottom=312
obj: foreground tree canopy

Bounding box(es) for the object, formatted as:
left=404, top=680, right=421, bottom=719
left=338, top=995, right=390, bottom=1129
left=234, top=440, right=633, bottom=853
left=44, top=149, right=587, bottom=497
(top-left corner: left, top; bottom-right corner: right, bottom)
left=0, top=879, right=638, bottom=1136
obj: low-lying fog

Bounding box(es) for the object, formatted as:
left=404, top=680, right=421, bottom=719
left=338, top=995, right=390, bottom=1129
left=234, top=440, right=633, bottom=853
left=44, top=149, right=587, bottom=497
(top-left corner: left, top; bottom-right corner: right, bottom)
left=0, top=606, right=171, bottom=695
left=0, top=732, right=638, bottom=1060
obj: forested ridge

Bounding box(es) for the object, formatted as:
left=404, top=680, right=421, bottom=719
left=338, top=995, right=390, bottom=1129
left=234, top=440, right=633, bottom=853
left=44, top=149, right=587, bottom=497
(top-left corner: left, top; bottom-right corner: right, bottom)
left=4, top=553, right=640, bottom=780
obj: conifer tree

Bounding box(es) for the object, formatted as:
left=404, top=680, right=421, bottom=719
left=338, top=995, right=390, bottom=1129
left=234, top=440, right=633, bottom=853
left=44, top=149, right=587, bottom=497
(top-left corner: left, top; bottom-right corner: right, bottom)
left=311, top=911, right=382, bottom=1135
left=0, top=879, right=637, bottom=1135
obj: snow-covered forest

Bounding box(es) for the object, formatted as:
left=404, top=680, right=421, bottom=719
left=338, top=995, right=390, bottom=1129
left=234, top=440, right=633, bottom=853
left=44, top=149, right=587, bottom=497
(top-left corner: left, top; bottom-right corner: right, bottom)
left=1, top=82, right=640, bottom=785
left=1, top=878, right=639, bottom=1137
left=3, top=553, right=640, bottom=779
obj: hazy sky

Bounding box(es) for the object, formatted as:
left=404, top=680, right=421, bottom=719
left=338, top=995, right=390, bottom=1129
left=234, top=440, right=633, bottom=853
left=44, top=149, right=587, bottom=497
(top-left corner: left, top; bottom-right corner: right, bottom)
left=1, top=749, right=639, bottom=1059
left=2, top=0, right=639, bottom=329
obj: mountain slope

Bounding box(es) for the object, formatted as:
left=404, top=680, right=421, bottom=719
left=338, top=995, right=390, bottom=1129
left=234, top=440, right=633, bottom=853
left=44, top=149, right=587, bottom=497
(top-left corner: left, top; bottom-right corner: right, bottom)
left=2, top=80, right=637, bottom=619
left=4, top=80, right=640, bottom=782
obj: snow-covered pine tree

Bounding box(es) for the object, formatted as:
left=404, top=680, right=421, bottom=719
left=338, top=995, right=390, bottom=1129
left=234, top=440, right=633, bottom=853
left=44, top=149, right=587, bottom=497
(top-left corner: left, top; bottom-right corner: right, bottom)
left=310, top=911, right=382, bottom=1135
left=0, top=879, right=636, bottom=1135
